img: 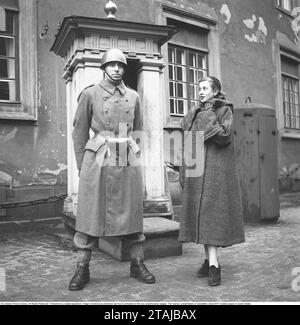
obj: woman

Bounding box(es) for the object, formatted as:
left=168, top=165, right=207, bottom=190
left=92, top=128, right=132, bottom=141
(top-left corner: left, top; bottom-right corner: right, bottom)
left=179, top=76, right=245, bottom=286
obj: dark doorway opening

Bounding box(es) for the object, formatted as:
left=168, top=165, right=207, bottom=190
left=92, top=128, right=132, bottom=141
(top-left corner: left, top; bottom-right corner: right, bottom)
left=123, top=58, right=139, bottom=90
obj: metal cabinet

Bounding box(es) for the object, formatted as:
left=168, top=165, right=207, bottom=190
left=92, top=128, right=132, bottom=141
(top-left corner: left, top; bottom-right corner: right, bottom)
left=234, top=104, right=280, bottom=223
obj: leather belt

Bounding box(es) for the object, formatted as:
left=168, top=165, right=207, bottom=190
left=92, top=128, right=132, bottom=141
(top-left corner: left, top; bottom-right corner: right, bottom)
left=93, top=134, right=140, bottom=158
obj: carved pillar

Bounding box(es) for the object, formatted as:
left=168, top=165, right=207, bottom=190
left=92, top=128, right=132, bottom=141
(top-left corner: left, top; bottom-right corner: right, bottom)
left=137, top=60, right=165, bottom=198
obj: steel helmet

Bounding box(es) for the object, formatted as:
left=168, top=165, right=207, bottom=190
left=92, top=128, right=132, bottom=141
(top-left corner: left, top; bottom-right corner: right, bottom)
left=100, top=48, right=127, bottom=69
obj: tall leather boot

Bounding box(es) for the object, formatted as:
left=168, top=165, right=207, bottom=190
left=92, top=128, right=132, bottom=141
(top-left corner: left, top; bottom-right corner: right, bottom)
left=68, top=249, right=91, bottom=291
left=130, top=257, right=156, bottom=284
left=68, top=262, right=90, bottom=291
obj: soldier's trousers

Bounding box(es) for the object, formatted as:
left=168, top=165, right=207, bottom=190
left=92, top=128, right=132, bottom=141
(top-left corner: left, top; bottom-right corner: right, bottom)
left=74, top=231, right=145, bottom=264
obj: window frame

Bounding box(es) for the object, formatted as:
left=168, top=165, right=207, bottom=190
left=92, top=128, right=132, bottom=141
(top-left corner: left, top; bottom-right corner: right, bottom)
left=281, top=72, right=300, bottom=129
left=274, top=39, right=300, bottom=138
left=280, top=53, right=300, bottom=131
left=0, top=9, right=20, bottom=103
left=0, top=0, right=38, bottom=121
left=168, top=43, right=208, bottom=116
left=159, top=4, right=220, bottom=129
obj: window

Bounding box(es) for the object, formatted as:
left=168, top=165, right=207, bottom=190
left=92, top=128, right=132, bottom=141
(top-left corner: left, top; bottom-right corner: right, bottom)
left=166, top=18, right=209, bottom=117
left=168, top=45, right=207, bottom=116
left=0, top=0, right=37, bottom=121
left=0, top=9, right=19, bottom=102
left=281, top=55, right=300, bottom=129
left=276, top=0, right=299, bottom=12
left=161, top=4, right=220, bottom=127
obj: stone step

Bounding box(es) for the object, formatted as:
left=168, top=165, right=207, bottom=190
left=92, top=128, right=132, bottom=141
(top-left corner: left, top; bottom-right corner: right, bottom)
left=63, top=213, right=182, bottom=261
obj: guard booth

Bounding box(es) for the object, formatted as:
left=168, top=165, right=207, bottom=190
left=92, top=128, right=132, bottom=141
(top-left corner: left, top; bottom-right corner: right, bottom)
left=234, top=103, right=280, bottom=223
left=50, top=15, right=183, bottom=261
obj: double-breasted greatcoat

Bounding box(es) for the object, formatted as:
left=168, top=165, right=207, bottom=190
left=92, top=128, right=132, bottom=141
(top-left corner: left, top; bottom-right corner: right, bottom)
left=72, top=79, right=144, bottom=237
left=179, top=96, right=245, bottom=247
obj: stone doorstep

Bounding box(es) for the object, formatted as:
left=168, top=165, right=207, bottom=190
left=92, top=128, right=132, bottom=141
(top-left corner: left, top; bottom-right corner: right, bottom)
left=63, top=214, right=182, bottom=262
left=99, top=217, right=182, bottom=261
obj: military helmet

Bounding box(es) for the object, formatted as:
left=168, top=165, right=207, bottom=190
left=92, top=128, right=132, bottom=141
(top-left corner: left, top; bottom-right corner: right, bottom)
left=100, top=48, right=127, bottom=69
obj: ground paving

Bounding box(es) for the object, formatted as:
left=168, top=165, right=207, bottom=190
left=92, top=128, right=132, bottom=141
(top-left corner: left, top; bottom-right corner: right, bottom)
left=0, top=200, right=300, bottom=304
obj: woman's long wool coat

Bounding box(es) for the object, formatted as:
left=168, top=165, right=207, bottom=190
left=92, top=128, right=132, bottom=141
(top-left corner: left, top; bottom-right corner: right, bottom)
left=179, top=97, right=245, bottom=247
left=72, top=79, right=143, bottom=237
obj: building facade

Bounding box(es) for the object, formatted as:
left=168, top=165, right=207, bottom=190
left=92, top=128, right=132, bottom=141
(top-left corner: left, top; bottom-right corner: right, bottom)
left=1, top=0, right=300, bottom=221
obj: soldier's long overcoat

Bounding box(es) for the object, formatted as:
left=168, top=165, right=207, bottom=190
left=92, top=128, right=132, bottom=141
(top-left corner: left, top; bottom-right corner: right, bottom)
left=72, top=79, right=143, bottom=237
left=179, top=97, right=245, bottom=247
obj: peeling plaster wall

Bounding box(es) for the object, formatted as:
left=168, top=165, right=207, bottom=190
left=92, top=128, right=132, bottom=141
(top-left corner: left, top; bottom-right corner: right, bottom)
left=210, top=0, right=276, bottom=107
left=1, top=0, right=300, bottom=193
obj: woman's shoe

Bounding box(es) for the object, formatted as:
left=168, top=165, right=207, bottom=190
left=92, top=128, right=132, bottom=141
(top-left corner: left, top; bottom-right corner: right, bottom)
left=208, top=265, right=221, bottom=286
left=197, top=259, right=209, bottom=277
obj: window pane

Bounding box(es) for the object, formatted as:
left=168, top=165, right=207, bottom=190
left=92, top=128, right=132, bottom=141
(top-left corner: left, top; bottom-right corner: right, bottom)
left=295, top=92, right=299, bottom=105
left=168, top=47, right=175, bottom=63
left=0, top=80, right=16, bottom=100
left=169, top=82, right=174, bottom=97
left=176, top=50, right=184, bottom=65
left=170, top=99, right=175, bottom=115
left=189, top=68, right=195, bottom=83
left=177, top=66, right=183, bottom=81
left=189, top=53, right=196, bottom=67
left=169, top=65, right=174, bottom=80
left=198, top=54, right=206, bottom=69
left=178, top=100, right=184, bottom=115
left=177, top=83, right=183, bottom=97
left=281, top=55, right=298, bottom=77
left=191, top=85, right=198, bottom=100
left=0, top=36, right=14, bottom=56
left=5, top=12, right=14, bottom=34
left=293, top=80, right=298, bottom=92
left=197, top=70, right=206, bottom=81
left=0, top=58, right=15, bottom=78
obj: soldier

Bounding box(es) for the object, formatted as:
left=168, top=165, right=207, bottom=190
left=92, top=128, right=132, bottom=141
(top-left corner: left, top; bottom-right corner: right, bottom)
left=68, top=48, right=155, bottom=291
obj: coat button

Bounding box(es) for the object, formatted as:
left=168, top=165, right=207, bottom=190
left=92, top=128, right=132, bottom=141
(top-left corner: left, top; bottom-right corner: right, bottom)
left=106, top=121, right=110, bottom=125
left=115, top=100, right=119, bottom=103
left=126, top=109, right=129, bottom=113
left=104, top=109, right=108, bottom=113
left=103, top=97, right=107, bottom=101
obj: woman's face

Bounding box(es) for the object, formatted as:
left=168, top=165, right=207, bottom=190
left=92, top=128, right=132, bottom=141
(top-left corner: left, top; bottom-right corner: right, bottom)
left=198, top=80, right=216, bottom=103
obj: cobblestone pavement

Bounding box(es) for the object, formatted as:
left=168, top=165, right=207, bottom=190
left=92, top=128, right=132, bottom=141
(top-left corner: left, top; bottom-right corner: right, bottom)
left=0, top=204, right=300, bottom=304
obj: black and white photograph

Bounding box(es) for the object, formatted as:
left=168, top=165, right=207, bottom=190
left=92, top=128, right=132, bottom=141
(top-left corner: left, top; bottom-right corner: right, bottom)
left=0, top=0, right=300, bottom=308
